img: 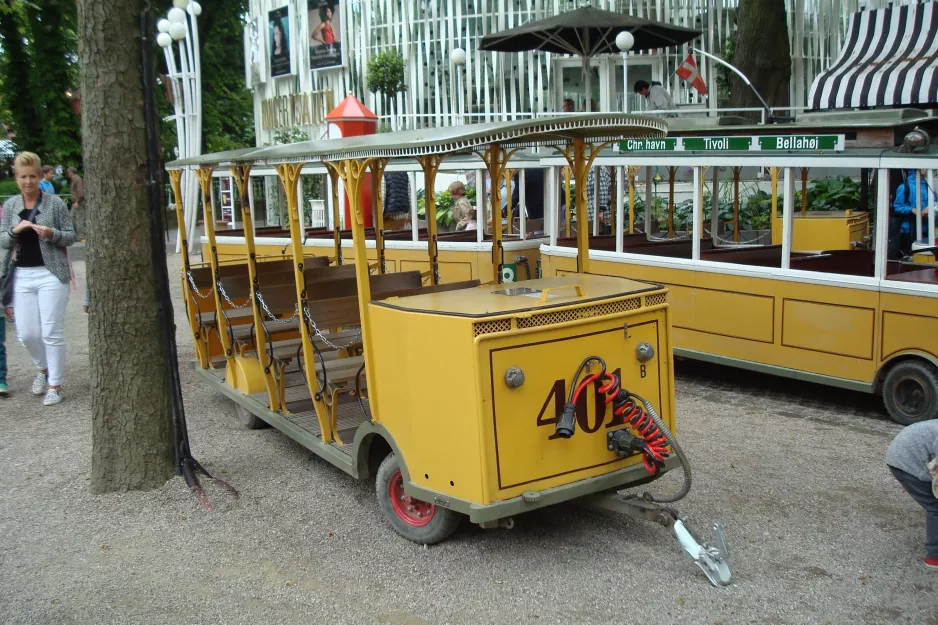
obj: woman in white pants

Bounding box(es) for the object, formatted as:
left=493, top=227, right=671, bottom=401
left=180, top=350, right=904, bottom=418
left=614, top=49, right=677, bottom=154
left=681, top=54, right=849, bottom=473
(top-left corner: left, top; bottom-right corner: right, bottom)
left=0, top=152, right=76, bottom=406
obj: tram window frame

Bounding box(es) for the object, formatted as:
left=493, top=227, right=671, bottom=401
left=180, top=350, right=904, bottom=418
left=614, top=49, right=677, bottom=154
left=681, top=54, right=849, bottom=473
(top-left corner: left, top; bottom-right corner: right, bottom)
left=881, top=165, right=938, bottom=289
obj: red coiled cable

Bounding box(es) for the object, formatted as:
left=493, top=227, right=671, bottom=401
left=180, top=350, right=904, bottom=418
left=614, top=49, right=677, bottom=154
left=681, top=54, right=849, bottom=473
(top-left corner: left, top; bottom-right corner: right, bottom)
left=572, top=370, right=670, bottom=473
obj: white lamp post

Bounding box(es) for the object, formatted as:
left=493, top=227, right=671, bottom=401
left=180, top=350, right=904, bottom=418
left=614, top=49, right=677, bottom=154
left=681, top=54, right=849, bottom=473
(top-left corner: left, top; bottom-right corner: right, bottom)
left=158, top=0, right=204, bottom=254
left=451, top=47, right=467, bottom=126
left=615, top=31, right=634, bottom=114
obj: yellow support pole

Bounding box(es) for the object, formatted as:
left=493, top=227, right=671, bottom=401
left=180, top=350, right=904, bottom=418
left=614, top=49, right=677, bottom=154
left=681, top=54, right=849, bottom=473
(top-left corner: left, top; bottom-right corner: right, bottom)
left=195, top=167, right=235, bottom=364
left=329, top=159, right=380, bottom=419
left=564, top=166, right=572, bottom=238
left=231, top=165, right=281, bottom=410
left=277, top=162, right=339, bottom=439
left=417, top=154, right=445, bottom=285
left=370, top=159, right=389, bottom=274
left=328, top=166, right=342, bottom=265
left=770, top=166, right=781, bottom=246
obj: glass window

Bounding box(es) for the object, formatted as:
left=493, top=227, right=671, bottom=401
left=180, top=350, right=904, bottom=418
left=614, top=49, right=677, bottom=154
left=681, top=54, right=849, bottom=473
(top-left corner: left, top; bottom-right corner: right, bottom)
left=885, top=166, right=938, bottom=284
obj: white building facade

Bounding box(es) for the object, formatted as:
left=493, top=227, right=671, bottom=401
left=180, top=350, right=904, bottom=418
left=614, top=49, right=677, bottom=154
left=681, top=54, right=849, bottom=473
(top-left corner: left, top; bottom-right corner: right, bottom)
left=244, top=0, right=908, bottom=146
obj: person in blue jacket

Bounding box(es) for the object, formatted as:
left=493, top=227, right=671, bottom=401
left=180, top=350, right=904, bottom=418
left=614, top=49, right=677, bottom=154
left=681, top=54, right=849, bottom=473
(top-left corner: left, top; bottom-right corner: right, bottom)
left=894, top=169, right=938, bottom=243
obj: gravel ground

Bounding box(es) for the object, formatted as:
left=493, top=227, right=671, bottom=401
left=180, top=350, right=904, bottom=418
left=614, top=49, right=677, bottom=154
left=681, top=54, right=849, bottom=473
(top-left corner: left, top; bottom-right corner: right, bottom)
left=1, top=246, right=936, bottom=625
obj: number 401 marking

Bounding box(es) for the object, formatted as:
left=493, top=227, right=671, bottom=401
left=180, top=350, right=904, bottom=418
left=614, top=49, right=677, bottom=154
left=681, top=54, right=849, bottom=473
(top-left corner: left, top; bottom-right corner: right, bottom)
left=535, top=368, right=639, bottom=440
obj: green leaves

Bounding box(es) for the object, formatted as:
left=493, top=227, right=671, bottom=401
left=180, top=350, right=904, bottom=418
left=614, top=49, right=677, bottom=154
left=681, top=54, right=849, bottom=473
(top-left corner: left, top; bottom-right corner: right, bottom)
left=366, top=49, right=407, bottom=103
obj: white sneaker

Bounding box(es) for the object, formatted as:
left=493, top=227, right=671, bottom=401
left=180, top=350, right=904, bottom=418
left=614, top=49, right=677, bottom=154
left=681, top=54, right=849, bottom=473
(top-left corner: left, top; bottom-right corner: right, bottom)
left=42, top=388, right=62, bottom=406
left=32, top=372, right=48, bottom=396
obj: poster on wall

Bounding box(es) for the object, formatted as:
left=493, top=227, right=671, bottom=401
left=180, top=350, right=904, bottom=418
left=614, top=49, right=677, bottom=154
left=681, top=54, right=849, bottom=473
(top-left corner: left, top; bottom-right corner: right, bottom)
left=308, top=1, right=343, bottom=71
left=268, top=5, right=293, bottom=78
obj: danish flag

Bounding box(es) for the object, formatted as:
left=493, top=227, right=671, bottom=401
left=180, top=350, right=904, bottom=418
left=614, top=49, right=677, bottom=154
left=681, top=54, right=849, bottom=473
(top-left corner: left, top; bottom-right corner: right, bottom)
left=676, top=53, right=708, bottom=96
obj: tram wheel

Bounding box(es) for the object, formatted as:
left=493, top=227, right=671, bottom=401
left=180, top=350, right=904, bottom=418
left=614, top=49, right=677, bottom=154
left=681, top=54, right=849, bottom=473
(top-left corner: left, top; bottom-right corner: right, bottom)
left=375, top=453, right=461, bottom=545
left=234, top=402, right=270, bottom=430
left=882, top=360, right=938, bottom=426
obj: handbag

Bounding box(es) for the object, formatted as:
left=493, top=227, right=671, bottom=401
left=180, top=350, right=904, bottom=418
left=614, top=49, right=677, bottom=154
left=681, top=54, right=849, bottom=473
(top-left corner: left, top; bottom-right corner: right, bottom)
left=1, top=198, right=42, bottom=307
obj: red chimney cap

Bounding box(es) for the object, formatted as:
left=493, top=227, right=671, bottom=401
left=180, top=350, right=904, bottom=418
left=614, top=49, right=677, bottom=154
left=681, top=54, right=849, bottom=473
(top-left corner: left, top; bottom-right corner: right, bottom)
left=326, top=93, right=378, bottom=121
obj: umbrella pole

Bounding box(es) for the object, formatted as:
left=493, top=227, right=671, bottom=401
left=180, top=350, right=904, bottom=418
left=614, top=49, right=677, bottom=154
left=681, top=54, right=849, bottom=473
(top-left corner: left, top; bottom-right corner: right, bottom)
left=583, top=55, right=591, bottom=111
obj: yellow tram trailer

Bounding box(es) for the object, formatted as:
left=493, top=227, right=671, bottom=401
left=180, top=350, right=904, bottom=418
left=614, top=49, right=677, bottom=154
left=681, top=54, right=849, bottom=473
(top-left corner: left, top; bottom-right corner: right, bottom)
left=167, top=115, right=732, bottom=586
left=539, top=109, right=938, bottom=426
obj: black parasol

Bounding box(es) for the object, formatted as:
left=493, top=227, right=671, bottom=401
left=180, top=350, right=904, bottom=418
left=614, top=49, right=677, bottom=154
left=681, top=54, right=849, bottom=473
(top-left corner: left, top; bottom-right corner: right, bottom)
left=479, top=7, right=701, bottom=109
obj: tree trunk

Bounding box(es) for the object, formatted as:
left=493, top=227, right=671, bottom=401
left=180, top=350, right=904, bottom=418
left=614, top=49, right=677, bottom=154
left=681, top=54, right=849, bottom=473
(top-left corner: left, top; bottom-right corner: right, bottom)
left=730, top=0, right=792, bottom=120
left=78, top=0, right=175, bottom=492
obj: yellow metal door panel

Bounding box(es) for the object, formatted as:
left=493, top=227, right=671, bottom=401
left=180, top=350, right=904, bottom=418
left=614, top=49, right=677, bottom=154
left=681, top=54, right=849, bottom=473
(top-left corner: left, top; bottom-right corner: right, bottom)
left=691, top=287, right=775, bottom=344
left=782, top=299, right=875, bottom=360
left=881, top=311, right=938, bottom=363
left=487, top=320, right=664, bottom=490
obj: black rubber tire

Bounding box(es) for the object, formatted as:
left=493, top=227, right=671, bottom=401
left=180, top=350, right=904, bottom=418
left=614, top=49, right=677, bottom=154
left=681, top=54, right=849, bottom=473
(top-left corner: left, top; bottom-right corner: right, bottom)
left=235, top=403, right=270, bottom=430
left=882, top=360, right=938, bottom=426
left=375, top=453, right=461, bottom=545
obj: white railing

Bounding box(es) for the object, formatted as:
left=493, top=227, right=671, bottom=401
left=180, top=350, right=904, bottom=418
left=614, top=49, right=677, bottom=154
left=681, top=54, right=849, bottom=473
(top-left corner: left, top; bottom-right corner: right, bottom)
left=308, top=198, right=327, bottom=228
left=376, top=106, right=811, bottom=130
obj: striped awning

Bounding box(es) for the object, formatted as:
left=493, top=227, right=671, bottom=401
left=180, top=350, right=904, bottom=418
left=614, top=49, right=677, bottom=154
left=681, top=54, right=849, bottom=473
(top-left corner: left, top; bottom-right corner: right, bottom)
left=808, top=2, right=938, bottom=111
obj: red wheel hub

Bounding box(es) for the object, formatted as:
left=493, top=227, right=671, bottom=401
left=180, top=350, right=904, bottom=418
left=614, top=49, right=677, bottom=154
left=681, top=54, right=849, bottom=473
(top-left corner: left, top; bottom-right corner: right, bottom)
left=388, top=470, right=435, bottom=526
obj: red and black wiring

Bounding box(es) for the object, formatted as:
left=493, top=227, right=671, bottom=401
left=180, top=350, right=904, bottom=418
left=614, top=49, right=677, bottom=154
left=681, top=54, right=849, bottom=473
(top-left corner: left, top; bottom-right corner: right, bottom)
left=558, top=356, right=692, bottom=503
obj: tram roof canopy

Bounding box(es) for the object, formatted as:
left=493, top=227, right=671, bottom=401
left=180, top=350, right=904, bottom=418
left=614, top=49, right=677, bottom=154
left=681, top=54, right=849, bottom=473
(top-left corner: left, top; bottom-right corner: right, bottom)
left=166, top=114, right=668, bottom=169
left=666, top=108, right=932, bottom=134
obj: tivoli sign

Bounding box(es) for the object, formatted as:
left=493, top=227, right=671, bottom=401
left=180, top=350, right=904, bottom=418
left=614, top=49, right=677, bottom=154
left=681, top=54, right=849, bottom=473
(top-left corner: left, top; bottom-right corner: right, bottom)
left=617, top=134, right=845, bottom=153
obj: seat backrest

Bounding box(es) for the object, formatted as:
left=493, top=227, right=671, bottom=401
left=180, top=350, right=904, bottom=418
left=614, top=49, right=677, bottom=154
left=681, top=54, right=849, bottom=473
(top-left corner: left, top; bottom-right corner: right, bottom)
left=370, top=271, right=423, bottom=298
left=306, top=295, right=361, bottom=329
left=377, top=279, right=481, bottom=300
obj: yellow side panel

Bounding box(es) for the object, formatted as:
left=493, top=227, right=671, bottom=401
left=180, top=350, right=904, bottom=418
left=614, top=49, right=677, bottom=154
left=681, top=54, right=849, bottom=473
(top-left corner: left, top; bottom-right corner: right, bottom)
left=881, top=292, right=938, bottom=363
left=367, top=305, right=485, bottom=503
left=691, top=287, right=774, bottom=343
left=782, top=299, right=874, bottom=359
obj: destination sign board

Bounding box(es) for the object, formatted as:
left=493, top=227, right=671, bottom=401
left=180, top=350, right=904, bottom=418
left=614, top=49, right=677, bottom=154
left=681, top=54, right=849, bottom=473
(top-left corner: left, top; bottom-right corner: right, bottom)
left=616, top=134, right=844, bottom=153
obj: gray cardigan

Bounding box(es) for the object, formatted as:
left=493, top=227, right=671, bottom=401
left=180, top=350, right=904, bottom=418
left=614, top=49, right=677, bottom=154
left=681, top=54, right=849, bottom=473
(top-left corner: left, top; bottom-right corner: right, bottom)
left=0, top=193, right=77, bottom=284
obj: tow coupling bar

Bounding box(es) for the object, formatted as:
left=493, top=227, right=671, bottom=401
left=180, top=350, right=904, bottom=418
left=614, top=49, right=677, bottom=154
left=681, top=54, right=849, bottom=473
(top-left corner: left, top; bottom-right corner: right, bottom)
left=581, top=494, right=732, bottom=587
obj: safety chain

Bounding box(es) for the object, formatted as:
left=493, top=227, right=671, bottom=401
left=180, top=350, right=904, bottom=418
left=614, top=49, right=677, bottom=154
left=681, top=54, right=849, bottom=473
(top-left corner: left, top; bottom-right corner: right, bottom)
left=256, top=291, right=299, bottom=324
left=186, top=272, right=213, bottom=299
left=216, top=281, right=251, bottom=309
left=302, top=305, right=362, bottom=350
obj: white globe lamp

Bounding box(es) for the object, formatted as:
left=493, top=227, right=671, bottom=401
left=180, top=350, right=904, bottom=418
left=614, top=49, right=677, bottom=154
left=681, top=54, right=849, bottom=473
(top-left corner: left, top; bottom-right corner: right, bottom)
left=615, top=31, right=634, bottom=52
left=188, top=2, right=202, bottom=16
left=451, top=48, right=467, bottom=66
left=157, top=19, right=171, bottom=33
left=168, top=7, right=187, bottom=23
left=173, top=0, right=190, bottom=8
left=169, top=22, right=188, bottom=41
left=157, top=32, right=173, bottom=48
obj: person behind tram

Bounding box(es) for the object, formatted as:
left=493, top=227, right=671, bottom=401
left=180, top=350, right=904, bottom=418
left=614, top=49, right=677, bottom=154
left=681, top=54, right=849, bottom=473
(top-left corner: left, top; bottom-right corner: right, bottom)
left=449, top=181, right=476, bottom=231
left=893, top=169, right=938, bottom=244
left=634, top=80, right=677, bottom=118
left=886, top=420, right=938, bottom=570
left=0, top=152, right=77, bottom=406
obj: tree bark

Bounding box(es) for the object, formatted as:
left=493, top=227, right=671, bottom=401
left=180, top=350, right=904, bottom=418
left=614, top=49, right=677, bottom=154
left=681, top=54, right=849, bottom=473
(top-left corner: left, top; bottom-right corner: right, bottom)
left=730, top=0, right=792, bottom=119
left=78, top=0, right=175, bottom=492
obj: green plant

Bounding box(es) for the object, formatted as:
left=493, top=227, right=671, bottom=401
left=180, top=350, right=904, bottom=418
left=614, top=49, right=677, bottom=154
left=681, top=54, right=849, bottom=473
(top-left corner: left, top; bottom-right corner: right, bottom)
left=366, top=49, right=407, bottom=112
left=797, top=176, right=861, bottom=212
left=0, top=179, right=20, bottom=195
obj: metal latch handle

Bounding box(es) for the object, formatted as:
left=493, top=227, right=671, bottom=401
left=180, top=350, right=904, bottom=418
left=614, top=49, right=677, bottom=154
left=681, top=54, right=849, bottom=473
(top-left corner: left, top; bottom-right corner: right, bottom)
left=537, top=284, right=584, bottom=303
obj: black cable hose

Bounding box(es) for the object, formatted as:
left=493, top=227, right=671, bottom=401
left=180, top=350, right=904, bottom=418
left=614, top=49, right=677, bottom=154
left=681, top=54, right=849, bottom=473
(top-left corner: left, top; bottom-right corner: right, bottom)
left=140, top=5, right=235, bottom=503
left=564, top=356, right=691, bottom=504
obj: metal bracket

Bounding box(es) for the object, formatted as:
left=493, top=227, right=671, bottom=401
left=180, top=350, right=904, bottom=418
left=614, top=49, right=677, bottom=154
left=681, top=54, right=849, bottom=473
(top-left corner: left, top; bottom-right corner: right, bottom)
left=581, top=493, right=732, bottom=587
